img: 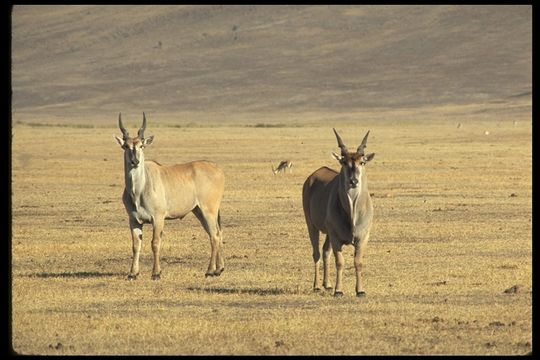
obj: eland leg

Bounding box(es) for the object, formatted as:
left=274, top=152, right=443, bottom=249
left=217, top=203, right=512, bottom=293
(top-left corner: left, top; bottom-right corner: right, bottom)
left=354, top=231, right=370, bottom=297
left=322, top=235, right=333, bottom=290
left=193, top=206, right=224, bottom=277
left=307, top=223, right=322, bottom=291
left=151, top=216, right=165, bottom=280
left=128, top=219, right=143, bottom=280
left=215, top=211, right=225, bottom=275
left=330, top=236, right=345, bottom=297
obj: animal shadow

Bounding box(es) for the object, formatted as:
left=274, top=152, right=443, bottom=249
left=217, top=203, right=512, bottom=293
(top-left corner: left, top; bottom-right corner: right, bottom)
left=28, top=271, right=124, bottom=279
left=186, top=286, right=287, bottom=296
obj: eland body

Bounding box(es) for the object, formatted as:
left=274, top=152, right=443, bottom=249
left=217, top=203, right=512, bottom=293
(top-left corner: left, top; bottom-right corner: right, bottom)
left=302, top=129, right=375, bottom=297
left=115, top=113, right=225, bottom=280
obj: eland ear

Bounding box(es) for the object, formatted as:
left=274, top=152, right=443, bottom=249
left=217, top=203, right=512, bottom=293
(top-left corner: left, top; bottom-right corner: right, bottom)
left=363, top=153, right=375, bottom=162
left=142, top=135, right=154, bottom=147
left=114, top=135, right=125, bottom=147
left=332, top=152, right=342, bottom=161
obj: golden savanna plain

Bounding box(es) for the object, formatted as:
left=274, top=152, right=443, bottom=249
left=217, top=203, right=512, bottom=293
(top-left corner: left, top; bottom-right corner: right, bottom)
left=11, top=112, right=531, bottom=355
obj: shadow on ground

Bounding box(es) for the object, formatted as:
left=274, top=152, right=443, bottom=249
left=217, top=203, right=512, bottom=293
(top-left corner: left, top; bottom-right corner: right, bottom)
left=25, top=271, right=124, bottom=278
left=186, top=285, right=292, bottom=296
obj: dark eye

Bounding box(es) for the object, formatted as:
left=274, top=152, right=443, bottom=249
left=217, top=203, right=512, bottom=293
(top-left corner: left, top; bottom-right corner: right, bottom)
left=360, top=161, right=366, bottom=166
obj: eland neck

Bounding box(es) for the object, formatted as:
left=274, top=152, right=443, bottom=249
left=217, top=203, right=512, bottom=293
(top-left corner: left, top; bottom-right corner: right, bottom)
left=124, top=154, right=147, bottom=202
left=338, top=169, right=369, bottom=229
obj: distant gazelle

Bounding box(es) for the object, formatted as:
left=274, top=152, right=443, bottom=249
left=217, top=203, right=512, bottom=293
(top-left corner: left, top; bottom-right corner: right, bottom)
left=272, top=160, right=293, bottom=175
left=114, top=113, right=225, bottom=280
left=302, top=129, right=375, bottom=297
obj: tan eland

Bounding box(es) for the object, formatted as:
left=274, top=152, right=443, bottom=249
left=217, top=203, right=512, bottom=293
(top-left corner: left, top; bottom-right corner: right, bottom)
left=114, top=113, right=225, bottom=280
left=302, top=128, right=375, bottom=297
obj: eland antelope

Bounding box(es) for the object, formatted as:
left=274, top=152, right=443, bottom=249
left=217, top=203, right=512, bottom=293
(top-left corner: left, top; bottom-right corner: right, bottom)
left=115, top=113, right=225, bottom=280
left=272, top=160, right=293, bottom=175
left=302, top=129, right=375, bottom=297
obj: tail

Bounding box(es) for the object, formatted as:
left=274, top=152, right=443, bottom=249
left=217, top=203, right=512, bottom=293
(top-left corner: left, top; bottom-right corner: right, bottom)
left=217, top=211, right=222, bottom=231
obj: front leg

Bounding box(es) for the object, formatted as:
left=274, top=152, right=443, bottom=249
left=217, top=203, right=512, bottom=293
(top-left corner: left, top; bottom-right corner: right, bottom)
left=330, top=235, right=345, bottom=297
left=128, top=218, right=143, bottom=280
left=151, top=216, right=165, bottom=280
left=354, top=231, right=370, bottom=297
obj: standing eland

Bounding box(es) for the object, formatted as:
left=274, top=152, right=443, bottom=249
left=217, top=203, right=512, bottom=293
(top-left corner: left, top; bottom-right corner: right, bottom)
left=302, top=128, right=375, bottom=297
left=114, top=113, right=225, bottom=280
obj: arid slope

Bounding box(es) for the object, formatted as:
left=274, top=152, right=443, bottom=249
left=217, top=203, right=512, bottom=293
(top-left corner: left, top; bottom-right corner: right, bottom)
left=11, top=5, right=531, bottom=124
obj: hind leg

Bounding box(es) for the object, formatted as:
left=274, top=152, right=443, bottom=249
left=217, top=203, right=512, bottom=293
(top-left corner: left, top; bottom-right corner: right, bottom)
left=307, top=222, right=322, bottom=291
left=322, top=235, right=333, bottom=290
left=216, top=215, right=224, bottom=275
left=193, top=206, right=224, bottom=277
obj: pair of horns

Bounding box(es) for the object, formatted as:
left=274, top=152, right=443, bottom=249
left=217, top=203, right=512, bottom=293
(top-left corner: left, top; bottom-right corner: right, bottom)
left=333, top=128, right=370, bottom=156
left=118, top=112, right=147, bottom=139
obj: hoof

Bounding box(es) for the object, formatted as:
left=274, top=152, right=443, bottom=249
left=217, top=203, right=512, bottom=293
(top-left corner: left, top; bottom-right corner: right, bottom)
left=324, top=285, right=333, bottom=291
left=151, top=273, right=161, bottom=280
left=205, top=272, right=214, bottom=278
left=313, top=287, right=321, bottom=292
left=214, top=268, right=224, bottom=276
left=356, top=291, right=366, bottom=298
left=127, top=274, right=138, bottom=281
left=334, top=291, right=344, bottom=298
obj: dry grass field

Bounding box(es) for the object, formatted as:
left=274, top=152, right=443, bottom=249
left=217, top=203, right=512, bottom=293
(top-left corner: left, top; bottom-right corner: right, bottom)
left=11, top=114, right=531, bottom=355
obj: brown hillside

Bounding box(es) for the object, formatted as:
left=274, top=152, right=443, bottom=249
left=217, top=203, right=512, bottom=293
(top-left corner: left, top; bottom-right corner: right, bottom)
left=11, top=5, right=531, bottom=125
